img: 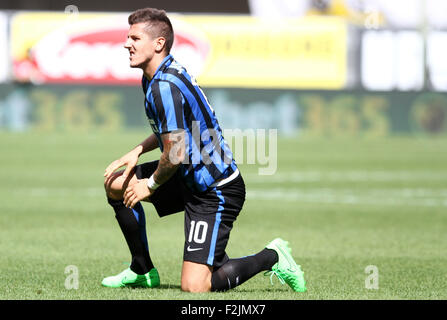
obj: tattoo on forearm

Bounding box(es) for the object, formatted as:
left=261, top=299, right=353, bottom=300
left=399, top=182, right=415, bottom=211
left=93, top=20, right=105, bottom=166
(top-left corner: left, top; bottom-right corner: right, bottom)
left=153, top=137, right=181, bottom=185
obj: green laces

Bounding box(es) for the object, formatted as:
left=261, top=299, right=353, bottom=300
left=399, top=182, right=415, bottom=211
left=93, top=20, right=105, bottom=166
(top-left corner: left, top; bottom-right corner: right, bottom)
left=264, top=270, right=286, bottom=285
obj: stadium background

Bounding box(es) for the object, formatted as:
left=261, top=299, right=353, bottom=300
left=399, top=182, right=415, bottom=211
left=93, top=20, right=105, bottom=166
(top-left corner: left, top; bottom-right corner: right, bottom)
left=0, top=0, right=446, bottom=300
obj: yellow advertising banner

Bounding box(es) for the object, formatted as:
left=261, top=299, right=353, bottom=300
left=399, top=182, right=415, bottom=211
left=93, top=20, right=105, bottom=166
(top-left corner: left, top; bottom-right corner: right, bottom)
left=11, top=12, right=347, bottom=89
left=179, top=15, right=348, bottom=89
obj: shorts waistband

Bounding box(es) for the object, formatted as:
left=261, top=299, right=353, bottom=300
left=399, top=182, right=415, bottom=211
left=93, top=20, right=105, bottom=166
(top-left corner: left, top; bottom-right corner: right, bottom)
left=210, top=168, right=240, bottom=188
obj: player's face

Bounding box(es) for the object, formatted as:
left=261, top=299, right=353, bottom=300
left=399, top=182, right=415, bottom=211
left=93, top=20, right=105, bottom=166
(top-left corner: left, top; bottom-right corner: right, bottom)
left=124, top=23, right=156, bottom=68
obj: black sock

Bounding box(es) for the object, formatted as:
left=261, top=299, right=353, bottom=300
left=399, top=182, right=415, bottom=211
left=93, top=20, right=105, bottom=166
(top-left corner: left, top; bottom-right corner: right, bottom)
left=211, top=248, right=278, bottom=291
left=107, top=197, right=154, bottom=274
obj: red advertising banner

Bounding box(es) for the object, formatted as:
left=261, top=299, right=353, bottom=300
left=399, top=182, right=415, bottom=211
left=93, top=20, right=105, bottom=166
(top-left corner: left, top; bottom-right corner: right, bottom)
left=11, top=12, right=210, bottom=85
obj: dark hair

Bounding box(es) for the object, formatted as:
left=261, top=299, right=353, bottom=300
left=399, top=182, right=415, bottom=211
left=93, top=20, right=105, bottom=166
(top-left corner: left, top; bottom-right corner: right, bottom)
left=128, top=8, right=174, bottom=53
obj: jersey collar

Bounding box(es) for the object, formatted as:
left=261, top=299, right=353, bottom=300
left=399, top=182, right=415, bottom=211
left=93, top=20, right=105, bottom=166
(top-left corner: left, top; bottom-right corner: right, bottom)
left=154, top=54, right=173, bottom=77
left=146, top=54, right=173, bottom=88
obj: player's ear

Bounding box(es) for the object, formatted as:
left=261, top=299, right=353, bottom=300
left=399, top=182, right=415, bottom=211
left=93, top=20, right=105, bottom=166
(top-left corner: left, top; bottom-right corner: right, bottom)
left=154, top=37, right=166, bottom=53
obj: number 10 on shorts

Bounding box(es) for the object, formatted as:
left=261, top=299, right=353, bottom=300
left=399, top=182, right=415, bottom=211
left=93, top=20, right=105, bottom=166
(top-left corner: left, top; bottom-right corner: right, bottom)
left=188, top=220, right=208, bottom=244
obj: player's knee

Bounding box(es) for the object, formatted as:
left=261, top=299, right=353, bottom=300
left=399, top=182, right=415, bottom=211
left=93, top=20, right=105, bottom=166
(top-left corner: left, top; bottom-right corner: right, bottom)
left=103, top=177, right=114, bottom=197
left=181, top=277, right=211, bottom=293
left=104, top=177, right=110, bottom=191
left=104, top=174, right=123, bottom=200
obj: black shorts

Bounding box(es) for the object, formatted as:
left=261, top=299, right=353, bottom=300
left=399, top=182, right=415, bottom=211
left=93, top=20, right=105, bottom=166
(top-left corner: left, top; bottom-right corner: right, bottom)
left=135, top=161, right=246, bottom=268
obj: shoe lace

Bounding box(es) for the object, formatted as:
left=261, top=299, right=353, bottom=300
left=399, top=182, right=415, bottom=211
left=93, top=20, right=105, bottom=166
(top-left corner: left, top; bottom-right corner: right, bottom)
left=264, top=270, right=286, bottom=286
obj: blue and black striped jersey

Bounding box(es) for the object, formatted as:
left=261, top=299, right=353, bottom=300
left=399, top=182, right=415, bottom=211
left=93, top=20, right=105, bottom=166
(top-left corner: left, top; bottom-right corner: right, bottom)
left=142, top=54, right=238, bottom=192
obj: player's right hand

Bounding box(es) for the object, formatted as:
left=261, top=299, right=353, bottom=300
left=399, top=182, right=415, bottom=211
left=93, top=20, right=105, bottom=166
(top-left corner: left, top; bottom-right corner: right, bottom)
left=104, top=150, right=139, bottom=180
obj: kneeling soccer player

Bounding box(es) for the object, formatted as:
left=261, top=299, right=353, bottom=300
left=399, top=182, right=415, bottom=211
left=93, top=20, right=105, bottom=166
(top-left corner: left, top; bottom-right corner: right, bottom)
left=102, top=7, right=306, bottom=293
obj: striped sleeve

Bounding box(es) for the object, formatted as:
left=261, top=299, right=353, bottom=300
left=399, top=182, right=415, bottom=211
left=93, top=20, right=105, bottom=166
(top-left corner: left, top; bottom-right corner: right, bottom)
left=151, top=80, right=185, bottom=133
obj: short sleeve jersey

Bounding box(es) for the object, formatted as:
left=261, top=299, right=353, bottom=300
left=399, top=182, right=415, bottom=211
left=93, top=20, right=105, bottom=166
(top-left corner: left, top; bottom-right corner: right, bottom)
left=142, top=54, right=238, bottom=193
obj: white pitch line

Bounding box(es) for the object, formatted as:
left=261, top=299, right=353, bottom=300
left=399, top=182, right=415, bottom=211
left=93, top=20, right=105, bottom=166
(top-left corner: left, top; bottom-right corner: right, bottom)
left=245, top=171, right=447, bottom=182
left=247, top=189, right=447, bottom=207
left=6, top=186, right=447, bottom=208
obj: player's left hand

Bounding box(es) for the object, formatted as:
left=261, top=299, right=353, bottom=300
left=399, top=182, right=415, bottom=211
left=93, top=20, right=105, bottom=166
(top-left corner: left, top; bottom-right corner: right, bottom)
left=123, top=178, right=152, bottom=208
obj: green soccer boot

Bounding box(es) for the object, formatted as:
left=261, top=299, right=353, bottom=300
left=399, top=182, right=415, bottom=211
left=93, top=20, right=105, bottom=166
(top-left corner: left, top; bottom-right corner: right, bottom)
left=265, top=238, right=306, bottom=292
left=101, top=267, right=160, bottom=288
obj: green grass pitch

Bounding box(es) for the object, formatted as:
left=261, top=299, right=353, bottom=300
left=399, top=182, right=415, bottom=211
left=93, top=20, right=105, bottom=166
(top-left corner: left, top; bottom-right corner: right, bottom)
left=0, top=131, right=446, bottom=299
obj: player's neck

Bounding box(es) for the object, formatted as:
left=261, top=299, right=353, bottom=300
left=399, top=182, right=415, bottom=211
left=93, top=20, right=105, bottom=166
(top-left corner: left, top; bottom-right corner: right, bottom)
left=143, top=53, right=168, bottom=79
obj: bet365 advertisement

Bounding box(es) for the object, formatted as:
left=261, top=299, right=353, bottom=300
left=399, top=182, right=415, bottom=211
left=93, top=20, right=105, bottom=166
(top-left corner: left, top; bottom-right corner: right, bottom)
left=1, top=84, right=446, bottom=136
